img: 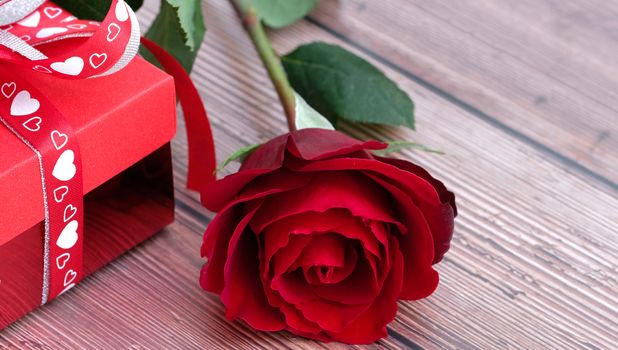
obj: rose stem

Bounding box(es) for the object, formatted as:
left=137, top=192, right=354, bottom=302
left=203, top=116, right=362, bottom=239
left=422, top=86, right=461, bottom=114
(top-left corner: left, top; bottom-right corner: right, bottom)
left=230, top=0, right=297, bottom=131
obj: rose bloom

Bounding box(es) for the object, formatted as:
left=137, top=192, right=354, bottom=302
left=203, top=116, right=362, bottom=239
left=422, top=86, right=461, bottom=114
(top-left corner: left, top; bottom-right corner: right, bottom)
left=200, top=129, right=456, bottom=344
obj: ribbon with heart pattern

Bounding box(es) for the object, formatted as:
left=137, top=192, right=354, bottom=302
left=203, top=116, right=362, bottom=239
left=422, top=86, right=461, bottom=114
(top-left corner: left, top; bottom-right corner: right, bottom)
left=0, top=0, right=142, bottom=304
left=0, top=68, right=84, bottom=303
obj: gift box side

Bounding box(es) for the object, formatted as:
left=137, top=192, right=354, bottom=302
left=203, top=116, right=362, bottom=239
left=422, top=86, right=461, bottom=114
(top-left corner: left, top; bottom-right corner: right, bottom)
left=0, top=144, right=175, bottom=329
left=0, top=57, right=177, bottom=244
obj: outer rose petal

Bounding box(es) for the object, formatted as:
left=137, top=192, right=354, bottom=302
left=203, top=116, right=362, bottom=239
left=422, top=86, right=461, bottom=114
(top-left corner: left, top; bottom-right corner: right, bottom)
left=375, top=156, right=456, bottom=263
left=200, top=207, right=241, bottom=293
left=366, top=173, right=439, bottom=300
left=375, top=156, right=456, bottom=214
left=288, top=128, right=386, bottom=160
left=201, top=165, right=310, bottom=212
left=220, top=203, right=286, bottom=331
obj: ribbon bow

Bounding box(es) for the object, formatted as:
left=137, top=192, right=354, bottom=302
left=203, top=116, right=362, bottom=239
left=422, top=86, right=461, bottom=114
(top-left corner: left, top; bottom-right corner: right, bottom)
left=0, top=0, right=215, bottom=305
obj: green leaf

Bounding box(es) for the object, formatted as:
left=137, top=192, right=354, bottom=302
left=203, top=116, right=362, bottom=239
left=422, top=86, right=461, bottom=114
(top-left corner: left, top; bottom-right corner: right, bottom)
left=294, top=92, right=335, bottom=130
left=216, top=144, right=262, bottom=172
left=372, top=141, right=444, bottom=157
left=54, top=0, right=143, bottom=21
left=252, top=0, right=318, bottom=28
left=282, top=42, right=415, bottom=129
left=143, top=0, right=205, bottom=72
left=165, top=0, right=205, bottom=51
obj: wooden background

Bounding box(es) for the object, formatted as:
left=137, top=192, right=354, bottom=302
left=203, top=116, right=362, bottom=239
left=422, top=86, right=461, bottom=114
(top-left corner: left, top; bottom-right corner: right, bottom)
left=2, top=0, right=617, bottom=349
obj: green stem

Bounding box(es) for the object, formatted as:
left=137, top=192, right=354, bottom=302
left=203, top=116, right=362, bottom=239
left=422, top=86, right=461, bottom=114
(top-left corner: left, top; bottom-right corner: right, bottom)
left=230, top=0, right=297, bottom=131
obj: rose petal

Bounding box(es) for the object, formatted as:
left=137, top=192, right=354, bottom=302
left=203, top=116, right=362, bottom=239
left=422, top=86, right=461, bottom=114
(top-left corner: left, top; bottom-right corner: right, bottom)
left=201, top=164, right=310, bottom=212
left=290, top=157, right=455, bottom=264
left=271, top=269, right=316, bottom=305
left=334, top=214, right=384, bottom=258
left=272, top=234, right=313, bottom=276
left=375, top=156, right=456, bottom=263
left=295, top=234, right=347, bottom=269
left=240, top=133, right=289, bottom=171
left=366, top=173, right=440, bottom=300
left=220, top=204, right=286, bottom=331
left=288, top=129, right=386, bottom=161
left=250, top=172, right=405, bottom=234
left=291, top=158, right=442, bottom=209
left=200, top=207, right=241, bottom=293
left=326, top=238, right=405, bottom=344
left=304, top=246, right=358, bottom=285
left=296, top=298, right=373, bottom=333
left=375, top=156, right=456, bottom=214
left=312, top=249, right=382, bottom=305
left=257, top=237, right=325, bottom=335
left=262, top=210, right=351, bottom=272
left=201, top=172, right=312, bottom=291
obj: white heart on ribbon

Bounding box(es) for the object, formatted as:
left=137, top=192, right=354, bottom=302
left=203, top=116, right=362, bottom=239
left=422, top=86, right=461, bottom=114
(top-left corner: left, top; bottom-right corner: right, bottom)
left=61, top=16, right=77, bottom=23
left=56, top=252, right=71, bottom=269
left=57, top=220, right=78, bottom=250
left=63, top=204, right=77, bottom=222
left=52, top=150, right=77, bottom=181
left=89, top=53, right=107, bottom=69
left=67, top=23, right=87, bottom=30
left=115, top=0, right=129, bottom=22
left=51, top=130, right=68, bottom=150
left=35, top=27, right=68, bottom=39
left=44, top=7, right=63, bottom=19
left=17, top=11, right=40, bottom=28
left=10, top=90, right=40, bottom=116
left=51, top=57, right=84, bottom=76
left=107, top=23, right=120, bottom=42
left=22, top=116, right=42, bottom=132
left=54, top=186, right=69, bottom=203
left=1, top=82, right=16, bottom=99
left=64, top=269, right=77, bottom=287
left=59, top=283, right=75, bottom=295
left=33, top=65, right=52, bottom=74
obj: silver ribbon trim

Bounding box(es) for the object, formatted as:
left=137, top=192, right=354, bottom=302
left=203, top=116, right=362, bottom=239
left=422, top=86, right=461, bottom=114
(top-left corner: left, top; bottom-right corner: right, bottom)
left=0, top=0, right=45, bottom=26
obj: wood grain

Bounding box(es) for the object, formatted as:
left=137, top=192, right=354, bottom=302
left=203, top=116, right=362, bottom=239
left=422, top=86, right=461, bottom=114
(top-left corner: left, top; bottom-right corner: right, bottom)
left=2, top=0, right=617, bottom=349
left=309, top=0, right=618, bottom=189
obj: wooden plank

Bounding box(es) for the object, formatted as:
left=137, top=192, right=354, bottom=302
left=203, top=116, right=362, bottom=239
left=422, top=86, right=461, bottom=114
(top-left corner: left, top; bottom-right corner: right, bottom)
left=2, top=0, right=618, bottom=349
left=309, top=0, right=618, bottom=188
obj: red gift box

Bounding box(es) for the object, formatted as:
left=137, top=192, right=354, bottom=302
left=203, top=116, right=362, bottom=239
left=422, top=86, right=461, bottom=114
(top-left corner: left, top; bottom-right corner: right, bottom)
left=0, top=57, right=177, bottom=328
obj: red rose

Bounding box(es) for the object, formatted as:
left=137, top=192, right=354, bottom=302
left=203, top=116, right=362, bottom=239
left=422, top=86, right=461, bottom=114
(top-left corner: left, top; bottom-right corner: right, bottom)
left=200, top=129, right=456, bottom=344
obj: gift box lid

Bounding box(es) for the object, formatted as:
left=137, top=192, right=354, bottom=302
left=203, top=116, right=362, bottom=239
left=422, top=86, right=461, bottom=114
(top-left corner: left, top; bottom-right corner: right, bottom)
left=0, top=57, right=177, bottom=245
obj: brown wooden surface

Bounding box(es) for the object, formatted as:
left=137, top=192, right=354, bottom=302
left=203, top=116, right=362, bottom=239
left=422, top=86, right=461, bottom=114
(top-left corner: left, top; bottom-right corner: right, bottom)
left=2, top=0, right=618, bottom=349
